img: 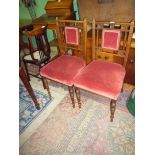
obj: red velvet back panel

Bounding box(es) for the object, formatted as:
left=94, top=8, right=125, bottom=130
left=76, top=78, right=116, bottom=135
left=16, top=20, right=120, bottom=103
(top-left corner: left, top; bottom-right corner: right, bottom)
left=65, top=27, right=79, bottom=45
left=101, top=30, right=120, bottom=50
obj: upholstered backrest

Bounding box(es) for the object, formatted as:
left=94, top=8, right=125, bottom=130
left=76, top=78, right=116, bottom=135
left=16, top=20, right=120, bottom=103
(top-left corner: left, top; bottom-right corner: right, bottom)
left=92, top=19, right=134, bottom=67
left=56, top=18, right=87, bottom=61
left=101, top=30, right=120, bottom=50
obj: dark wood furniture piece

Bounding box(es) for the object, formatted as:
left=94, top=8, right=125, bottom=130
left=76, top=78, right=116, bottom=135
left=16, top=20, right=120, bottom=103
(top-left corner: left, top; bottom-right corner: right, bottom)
left=45, top=0, right=74, bottom=18
left=19, top=67, right=40, bottom=110
left=32, top=0, right=75, bottom=28
left=32, top=0, right=76, bottom=53
left=73, top=19, right=134, bottom=121
left=22, top=25, right=51, bottom=90
left=124, top=39, right=135, bottom=84
left=40, top=19, right=87, bottom=108
left=19, top=24, right=33, bottom=55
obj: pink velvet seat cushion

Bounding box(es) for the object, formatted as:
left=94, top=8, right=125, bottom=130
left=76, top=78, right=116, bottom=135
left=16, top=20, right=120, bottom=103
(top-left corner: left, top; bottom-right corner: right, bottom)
left=73, top=60, right=126, bottom=100
left=40, top=55, right=86, bottom=86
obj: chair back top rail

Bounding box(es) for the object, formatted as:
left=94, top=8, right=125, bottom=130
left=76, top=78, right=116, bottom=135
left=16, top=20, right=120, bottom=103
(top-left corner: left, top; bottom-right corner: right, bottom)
left=92, top=18, right=134, bottom=67
left=56, top=18, right=87, bottom=61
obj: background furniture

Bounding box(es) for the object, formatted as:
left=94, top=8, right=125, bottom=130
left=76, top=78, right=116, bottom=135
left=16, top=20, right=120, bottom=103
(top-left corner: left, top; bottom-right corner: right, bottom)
left=77, top=0, right=135, bottom=22
left=19, top=24, right=33, bottom=56
left=40, top=19, right=87, bottom=108
left=45, top=0, right=74, bottom=18
left=29, top=0, right=75, bottom=30
left=32, top=0, right=76, bottom=55
left=73, top=19, right=134, bottom=121
left=124, top=39, right=135, bottom=84
left=22, top=25, right=51, bottom=89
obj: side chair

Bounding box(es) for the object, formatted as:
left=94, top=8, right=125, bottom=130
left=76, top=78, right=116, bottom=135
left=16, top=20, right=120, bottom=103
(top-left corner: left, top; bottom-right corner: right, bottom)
left=22, top=25, right=51, bottom=89
left=40, top=19, right=87, bottom=107
left=73, top=19, right=134, bottom=121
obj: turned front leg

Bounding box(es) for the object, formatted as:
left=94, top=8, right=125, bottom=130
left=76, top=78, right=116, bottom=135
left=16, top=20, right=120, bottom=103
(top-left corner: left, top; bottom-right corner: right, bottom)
left=42, top=78, right=52, bottom=99
left=41, top=77, right=47, bottom=89
left=75, top=87, right=82, bottom=108
left=110, top=99, right=116, bottom=122
left=68, top=86, right=75, bottom=108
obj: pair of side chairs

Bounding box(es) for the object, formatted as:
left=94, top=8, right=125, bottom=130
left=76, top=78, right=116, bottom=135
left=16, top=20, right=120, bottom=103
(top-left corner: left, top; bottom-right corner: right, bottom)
left=40, top=18, right=134, bottom=122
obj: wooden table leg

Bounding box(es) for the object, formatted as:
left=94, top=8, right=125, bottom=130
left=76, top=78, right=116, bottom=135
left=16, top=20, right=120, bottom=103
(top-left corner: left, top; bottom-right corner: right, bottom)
left=19, top=67, right=40, bottom=110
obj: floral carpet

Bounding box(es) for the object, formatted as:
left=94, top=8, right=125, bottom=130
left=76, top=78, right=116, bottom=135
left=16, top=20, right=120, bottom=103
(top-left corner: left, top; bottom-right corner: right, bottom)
left=19, top=77, right=68, bottom=147
left=20, top=87, right=135, bottom=155
left=19, top=83, right=52, bottom=135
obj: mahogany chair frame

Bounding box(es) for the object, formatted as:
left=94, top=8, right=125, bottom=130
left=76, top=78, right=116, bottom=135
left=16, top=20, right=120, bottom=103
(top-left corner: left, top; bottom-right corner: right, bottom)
left=57, top=19, right=87, bottom=58
left=92, top=19, right=134, bottom=67
left=42, top=19, right=87, bottom=108
left=74, top=19, right=134, bottom=121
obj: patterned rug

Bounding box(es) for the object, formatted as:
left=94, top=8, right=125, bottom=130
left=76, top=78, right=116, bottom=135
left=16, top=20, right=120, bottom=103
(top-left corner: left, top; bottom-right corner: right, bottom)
left=19, top=78, right=68, bottom=147
left=20, top=88, right=135, bottom=155
left=19, top=83, right=52, bottom=135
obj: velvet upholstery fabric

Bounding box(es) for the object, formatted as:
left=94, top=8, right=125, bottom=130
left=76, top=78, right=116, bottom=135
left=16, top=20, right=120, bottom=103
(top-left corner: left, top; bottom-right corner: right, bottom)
left=73, top=60, right=125, bottom=100
left=65, top=27, right=79, bottom=45
left=40, top=55, right=86, bottom=86
left=102, top=30, right=120, bottom=50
